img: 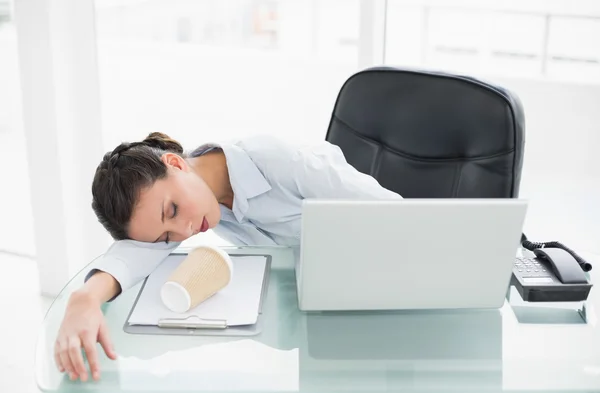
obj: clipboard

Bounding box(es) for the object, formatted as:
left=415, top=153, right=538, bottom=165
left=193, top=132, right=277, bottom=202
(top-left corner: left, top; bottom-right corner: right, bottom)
left=123, top=254, right=272, bottom=337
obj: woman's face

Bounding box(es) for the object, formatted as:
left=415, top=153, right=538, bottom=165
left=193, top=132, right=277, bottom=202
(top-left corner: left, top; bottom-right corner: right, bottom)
left=127, top=153, right=221, bottom=244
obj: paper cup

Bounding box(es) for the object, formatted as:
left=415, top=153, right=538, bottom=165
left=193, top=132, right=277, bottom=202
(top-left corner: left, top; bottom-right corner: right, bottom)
left=160, top=246, right=233, bottom=313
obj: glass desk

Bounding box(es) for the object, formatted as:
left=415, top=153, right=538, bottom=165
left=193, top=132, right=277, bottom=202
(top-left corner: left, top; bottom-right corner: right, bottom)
left=36, top=246, right=600, bottom=392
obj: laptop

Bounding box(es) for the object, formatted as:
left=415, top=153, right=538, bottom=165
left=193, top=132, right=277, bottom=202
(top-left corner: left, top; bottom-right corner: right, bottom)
left=296, top=198, right=528, bottom=311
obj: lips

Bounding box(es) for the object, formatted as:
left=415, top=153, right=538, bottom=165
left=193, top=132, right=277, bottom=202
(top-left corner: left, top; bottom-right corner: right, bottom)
left=200, top=217, right=209, bottom=233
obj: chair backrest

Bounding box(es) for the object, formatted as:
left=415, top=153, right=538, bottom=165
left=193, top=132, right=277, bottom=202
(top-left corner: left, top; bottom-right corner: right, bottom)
left=325, top=66, right=525, bottom=198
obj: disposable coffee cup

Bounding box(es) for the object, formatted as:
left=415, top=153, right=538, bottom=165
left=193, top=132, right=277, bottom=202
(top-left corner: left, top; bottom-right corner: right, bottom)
left=160, top=245, right=233, bottom=313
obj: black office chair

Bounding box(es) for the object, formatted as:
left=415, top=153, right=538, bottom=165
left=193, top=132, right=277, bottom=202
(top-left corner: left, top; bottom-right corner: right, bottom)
left=325, top=66, right=525, bottom=198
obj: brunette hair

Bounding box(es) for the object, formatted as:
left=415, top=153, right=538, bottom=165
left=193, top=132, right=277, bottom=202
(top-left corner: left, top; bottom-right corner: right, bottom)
left=91, top=132, right=184, bottom=240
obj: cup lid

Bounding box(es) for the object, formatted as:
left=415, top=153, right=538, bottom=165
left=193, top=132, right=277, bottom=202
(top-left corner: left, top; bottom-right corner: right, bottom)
left=161, top=281, right=191, bottom=313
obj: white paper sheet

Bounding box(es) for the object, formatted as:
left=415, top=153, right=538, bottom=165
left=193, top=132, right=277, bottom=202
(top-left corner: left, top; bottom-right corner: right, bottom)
left=127, top=254, right=268, bottom=327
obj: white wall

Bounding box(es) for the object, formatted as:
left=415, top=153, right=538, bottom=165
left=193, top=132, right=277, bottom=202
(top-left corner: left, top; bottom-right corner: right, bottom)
left=492, top=76, right=600, bottom=255
left=496, top=77, right=600, bottom=177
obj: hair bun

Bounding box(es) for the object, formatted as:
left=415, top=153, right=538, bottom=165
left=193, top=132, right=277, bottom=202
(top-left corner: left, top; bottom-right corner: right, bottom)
left=143, top=132, right=184, bottom=154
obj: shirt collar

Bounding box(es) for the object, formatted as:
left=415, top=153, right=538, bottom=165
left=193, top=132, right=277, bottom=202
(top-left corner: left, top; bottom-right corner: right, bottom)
left=192, top=142, right=272, bottom=222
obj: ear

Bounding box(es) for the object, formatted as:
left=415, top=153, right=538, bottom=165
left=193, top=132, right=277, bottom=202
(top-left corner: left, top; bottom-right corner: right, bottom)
left=160, top=153, right=190, bottom=172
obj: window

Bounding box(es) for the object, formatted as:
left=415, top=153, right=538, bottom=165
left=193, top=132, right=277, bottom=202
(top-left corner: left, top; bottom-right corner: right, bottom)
left=94, top=0, right=362, bottom=152
left=384, top=0, right=600, bottom=83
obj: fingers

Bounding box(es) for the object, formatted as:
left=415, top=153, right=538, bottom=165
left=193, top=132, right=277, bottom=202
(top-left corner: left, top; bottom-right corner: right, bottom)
left=58, top=339, right=76, bottom=380
left=81, top=332, right=100, bottom=381
left=54, top=315, right=116, bottom=383
left=54, top=343, right=65, bottom=373
left=98, top=320, right=117, bottom=360
left=67, top=335, right=88, bottom=382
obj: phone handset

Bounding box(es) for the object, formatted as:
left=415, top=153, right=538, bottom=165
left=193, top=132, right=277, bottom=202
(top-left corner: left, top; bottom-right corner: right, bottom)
left=520, top=233, right=592, bottom=272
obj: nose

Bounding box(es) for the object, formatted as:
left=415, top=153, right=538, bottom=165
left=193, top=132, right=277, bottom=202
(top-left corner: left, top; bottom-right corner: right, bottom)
left=170, top=219, right=194, bottom=240
left=184, top=220, right=194, bottom=237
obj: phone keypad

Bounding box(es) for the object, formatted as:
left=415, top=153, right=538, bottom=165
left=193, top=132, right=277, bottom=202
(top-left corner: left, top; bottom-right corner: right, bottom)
left=514, top=257, right=551, bottom=278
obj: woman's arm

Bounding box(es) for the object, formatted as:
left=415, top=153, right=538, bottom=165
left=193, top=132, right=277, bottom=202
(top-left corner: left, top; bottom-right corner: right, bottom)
left=236, top=135, right=402, bottom=200
left=55, top=238, right=180, bottom=382
left=290, top=140, right=403, bottom=200
left=80, top=270, right=121, bottom=303
left=55, top=272, right=119, bottom=383
left=84, top=238, right=181, bottom=300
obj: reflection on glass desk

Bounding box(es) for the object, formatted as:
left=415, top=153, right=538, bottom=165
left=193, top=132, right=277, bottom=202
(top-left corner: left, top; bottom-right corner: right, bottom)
left=36, top=246, right=600, bottom=392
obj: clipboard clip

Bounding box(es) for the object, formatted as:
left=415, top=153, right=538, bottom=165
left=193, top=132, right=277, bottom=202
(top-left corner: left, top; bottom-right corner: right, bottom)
left=158, top=315, right=227, bottom=329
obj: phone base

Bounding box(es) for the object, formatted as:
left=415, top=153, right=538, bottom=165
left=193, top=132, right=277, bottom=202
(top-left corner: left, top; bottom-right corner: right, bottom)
left=511, top=273, right=593, bottom=302
left=506, top=285, right=593, bottom=324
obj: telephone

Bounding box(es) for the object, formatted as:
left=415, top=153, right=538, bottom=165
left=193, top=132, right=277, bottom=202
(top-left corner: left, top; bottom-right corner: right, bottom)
left=511, top=234, right=593, bottom=302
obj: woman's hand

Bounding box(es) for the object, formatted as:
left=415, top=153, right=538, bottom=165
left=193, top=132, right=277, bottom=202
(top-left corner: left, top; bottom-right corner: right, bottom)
left=54, top=289, right=118, bottom=381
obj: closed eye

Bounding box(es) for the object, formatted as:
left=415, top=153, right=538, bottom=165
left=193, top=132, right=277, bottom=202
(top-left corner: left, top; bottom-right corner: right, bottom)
left=163, top=203, right=179, bottom=244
